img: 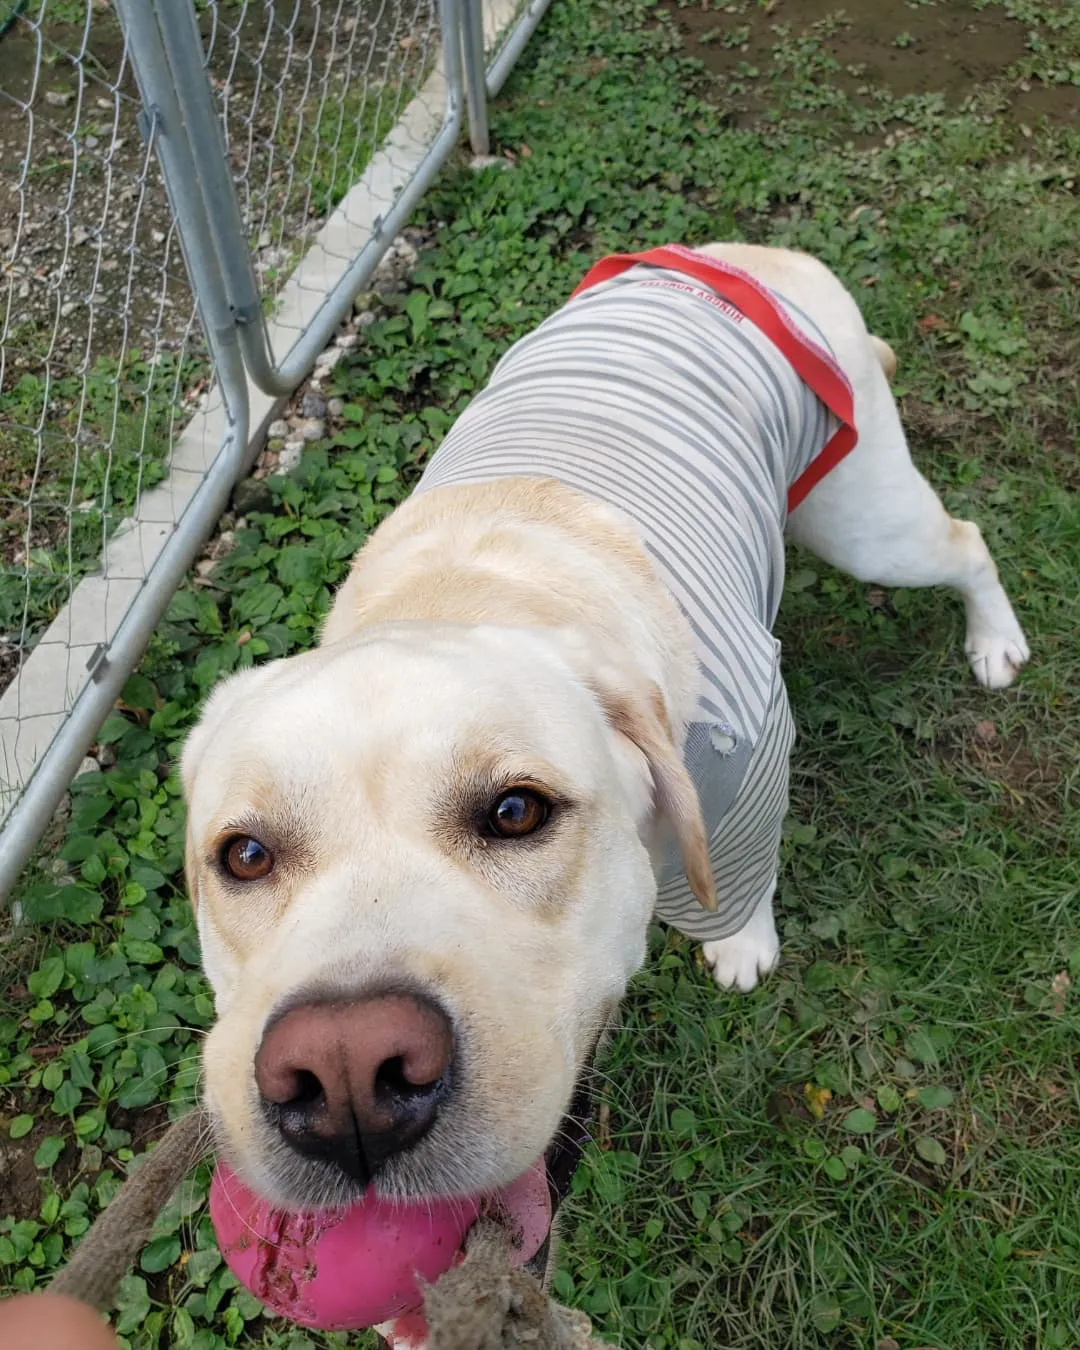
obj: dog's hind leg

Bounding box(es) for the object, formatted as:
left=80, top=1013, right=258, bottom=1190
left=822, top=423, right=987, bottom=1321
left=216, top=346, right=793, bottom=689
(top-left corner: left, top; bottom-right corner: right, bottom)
left=787, top=362, right=1029, bottom=689
left=696, top=243, right=1028, bottom=688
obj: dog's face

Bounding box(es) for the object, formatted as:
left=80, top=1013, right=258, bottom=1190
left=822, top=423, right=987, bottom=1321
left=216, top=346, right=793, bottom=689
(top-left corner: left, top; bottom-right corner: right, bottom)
left=183, top=622, right=710, bottom=1211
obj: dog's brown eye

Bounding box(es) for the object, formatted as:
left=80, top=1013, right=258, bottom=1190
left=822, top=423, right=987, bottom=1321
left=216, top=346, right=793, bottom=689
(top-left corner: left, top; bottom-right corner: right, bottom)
left=486, top=789, right=551, bottom=839
left=221, top=836, right=274, bottom=881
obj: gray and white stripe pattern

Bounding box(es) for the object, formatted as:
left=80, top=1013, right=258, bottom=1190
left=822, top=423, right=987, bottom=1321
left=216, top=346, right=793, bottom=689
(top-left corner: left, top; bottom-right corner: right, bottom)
left=415, top=263, right=838, bottom=941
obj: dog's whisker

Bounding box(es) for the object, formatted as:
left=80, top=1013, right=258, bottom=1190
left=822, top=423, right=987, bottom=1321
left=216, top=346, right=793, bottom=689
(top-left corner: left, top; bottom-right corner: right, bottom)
left=81, top=1026, right=209, bottom=1056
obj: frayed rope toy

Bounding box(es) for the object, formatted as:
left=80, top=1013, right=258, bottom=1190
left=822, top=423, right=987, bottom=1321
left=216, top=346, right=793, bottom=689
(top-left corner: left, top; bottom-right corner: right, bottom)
left=48, top=1107, right=610, bottom=1348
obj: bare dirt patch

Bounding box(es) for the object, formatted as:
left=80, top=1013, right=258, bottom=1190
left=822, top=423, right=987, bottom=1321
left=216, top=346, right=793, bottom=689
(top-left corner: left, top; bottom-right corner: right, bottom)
left=0, top=1134, right=44, bottom=1222
left=664, top=0, right=1080, bottom=129
left=0, top=1085, right=176, bottom=1224
left=965, top=725, right=1062, bottom=795
left=938, top=721, right=1065, bottom=824
left=0, top=1085, right=84, bottom=1224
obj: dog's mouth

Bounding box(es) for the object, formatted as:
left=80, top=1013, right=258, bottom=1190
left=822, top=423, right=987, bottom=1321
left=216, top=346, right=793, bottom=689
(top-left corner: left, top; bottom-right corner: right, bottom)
left=379, top=1084, right=595, bottom=1350
left=210, top=1083, right=596, bottom=1339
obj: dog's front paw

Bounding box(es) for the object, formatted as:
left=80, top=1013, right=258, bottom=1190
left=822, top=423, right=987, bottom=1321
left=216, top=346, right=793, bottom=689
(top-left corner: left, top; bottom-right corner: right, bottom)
left=965, top=624, right=1030, bottom=690
left=702, top=920, right=779, bottom=993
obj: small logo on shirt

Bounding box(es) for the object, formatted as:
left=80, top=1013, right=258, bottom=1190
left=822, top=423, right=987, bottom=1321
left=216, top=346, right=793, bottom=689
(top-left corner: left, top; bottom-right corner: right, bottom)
left=637, top=278, right=746, bottom=324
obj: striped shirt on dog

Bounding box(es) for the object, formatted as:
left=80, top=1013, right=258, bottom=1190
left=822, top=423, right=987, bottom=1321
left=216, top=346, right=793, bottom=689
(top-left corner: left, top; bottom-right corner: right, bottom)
left=415, top=246, right=857, bottom=941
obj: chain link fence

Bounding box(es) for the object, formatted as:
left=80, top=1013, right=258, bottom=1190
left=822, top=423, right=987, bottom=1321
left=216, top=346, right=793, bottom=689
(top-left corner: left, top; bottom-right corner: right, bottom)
left=0, top=0, right=553, bottom=897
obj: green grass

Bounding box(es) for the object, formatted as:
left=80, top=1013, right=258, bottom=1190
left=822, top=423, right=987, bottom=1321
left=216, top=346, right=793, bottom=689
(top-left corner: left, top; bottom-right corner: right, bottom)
left=2, top=0, right=1080, bottom=1346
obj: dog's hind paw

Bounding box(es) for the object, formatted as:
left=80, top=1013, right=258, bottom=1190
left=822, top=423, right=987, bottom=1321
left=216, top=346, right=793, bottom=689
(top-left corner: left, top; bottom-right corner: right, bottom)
left=702, top=906, right=779, bottom=993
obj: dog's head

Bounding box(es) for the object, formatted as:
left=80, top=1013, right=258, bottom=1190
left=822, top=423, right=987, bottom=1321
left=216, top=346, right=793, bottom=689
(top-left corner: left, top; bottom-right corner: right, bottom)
left=182, top=621, right=711, bottom=1213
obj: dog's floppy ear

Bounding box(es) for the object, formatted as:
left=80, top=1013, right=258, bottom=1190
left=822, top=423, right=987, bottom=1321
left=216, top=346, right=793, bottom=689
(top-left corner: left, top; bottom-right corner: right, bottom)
left=552, top=628, right=715, bottom=912
left=588, top=676, right=716, bottom=912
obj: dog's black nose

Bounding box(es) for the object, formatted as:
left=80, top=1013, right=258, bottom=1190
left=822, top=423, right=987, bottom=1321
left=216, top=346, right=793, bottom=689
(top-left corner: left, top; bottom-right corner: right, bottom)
left=254, top=994, right=453, bottom=1183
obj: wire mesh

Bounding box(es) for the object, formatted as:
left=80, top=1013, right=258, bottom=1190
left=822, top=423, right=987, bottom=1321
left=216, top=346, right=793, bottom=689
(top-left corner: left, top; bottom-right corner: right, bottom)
left=210, top=0, right=441, bottom=297
left=0, top=0, right=211, bottom=818
left=197, top=0, right=452, bottom=390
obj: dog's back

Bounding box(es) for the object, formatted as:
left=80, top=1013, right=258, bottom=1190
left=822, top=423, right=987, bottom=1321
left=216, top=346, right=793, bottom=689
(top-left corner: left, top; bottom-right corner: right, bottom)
left=415, top=250, right=851, bottom=939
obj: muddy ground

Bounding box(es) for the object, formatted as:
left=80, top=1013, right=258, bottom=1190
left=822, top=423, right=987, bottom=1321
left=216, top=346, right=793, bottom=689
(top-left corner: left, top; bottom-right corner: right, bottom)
left=664, top=0, right=1080, bottom=130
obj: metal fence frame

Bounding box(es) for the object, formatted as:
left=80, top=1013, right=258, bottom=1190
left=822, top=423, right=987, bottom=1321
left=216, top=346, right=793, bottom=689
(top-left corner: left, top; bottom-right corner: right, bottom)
left=0, top=0, right=555, bottom=900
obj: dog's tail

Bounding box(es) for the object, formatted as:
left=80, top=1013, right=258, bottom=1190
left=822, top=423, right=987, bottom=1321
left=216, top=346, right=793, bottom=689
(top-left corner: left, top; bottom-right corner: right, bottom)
left=870, top=334, right=897, bottom=382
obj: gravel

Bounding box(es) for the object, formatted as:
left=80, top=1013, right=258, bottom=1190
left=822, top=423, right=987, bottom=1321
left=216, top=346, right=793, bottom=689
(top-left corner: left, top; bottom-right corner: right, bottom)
left=278, top=440, right=304, bottom=472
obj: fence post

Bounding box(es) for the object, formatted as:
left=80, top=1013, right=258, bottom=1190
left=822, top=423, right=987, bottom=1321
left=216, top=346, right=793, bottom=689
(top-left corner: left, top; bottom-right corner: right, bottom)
left=150, top=0, right=267, bottom=378
left=487, top=0, right=555, bottom=97
left=462, top=0, right=491, bottom=157
left=110, top=0, right=247, bottom=404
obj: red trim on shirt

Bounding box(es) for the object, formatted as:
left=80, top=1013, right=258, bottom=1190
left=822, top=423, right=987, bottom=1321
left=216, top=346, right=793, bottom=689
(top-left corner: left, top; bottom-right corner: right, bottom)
left=570, top=245, right=858, bottom=512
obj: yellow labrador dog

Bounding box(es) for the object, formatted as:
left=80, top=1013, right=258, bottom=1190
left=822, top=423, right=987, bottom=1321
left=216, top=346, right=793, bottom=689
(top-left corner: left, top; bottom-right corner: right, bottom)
left=182, top=244, right=1026, bottom=1265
